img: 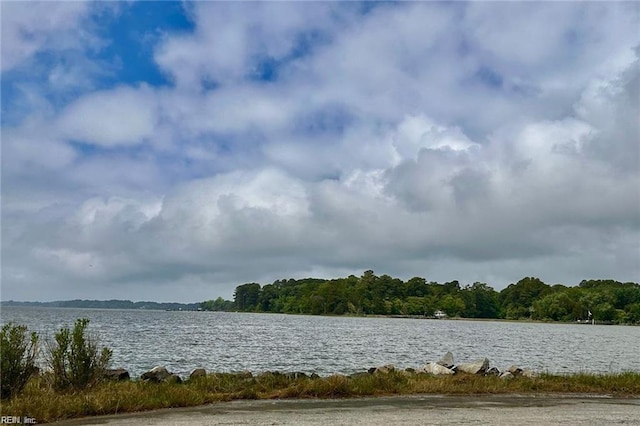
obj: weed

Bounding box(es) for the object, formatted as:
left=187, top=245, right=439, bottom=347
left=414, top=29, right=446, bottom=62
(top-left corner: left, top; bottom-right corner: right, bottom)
left=0, top=323, right=38, bottom=399
left=47, top=318, right=112, bottom=390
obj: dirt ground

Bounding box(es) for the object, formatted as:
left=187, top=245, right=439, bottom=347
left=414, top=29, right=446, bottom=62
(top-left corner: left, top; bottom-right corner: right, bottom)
left=54, top=394, right=640, bottom=426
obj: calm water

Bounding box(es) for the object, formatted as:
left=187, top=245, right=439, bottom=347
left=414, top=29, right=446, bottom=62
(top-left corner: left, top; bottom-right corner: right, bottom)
left=1, top=307, right=638, bottom=377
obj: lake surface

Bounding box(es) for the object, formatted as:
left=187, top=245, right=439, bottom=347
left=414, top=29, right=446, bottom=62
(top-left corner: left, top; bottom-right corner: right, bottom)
left=1, top=307, right=639, bottom=377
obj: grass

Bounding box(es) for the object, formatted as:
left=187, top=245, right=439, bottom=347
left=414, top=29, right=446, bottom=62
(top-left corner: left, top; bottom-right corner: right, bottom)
left=1, top=371, right=639, bottom=424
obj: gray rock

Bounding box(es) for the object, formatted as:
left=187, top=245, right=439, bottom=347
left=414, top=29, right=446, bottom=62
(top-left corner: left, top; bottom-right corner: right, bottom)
left=404, top=367, right=417, bottom=374
left=522, top=369, right=538, bottom=378
left=284, top=372, right=308, bottom=380
left=189, top=368, right=207, bottom=380
left=499, top=371, right=514, bottom=380
left=141, top=366, right=171, bottom=382
left=437, top=352, right=455, bottom=368
left=424, top=362, right=455, bottom=375
left=486, top=367, right=501, bottom=376
left=507, top=365, right=523, bottom=376
left=104, top=368, right=130, bottom=381
left=456, top=358, right=490, bottom=375
left=349, top=372, right=370, bottom=379
left=373, top=364, right=395, bottom=375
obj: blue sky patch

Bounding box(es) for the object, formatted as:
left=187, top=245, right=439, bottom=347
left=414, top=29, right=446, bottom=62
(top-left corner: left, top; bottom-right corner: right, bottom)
left=475, top=65, right=504, bottom=89
left=249, top=29, right=333, bottom=83
left=95, top=2, right=194, bottom=88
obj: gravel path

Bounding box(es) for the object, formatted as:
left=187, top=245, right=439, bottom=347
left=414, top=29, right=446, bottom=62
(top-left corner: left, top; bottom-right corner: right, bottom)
left=54, top=394, right=640, bottom=425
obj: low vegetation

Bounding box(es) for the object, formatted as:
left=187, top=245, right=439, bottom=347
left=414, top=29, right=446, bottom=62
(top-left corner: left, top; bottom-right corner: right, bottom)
left=1, top=370, right=639, bottom=423
left=0, top=323, right=38, bottom=399
left=47, top=318, right=112, bottom=390
left=1, top=318, right=111, bottom=400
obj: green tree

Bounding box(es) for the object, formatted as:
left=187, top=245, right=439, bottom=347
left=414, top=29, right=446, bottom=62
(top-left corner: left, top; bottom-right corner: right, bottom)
left=532, top=291, right=576, bottom=321
left=624, top=303, right=640, bottom=324
left=234, top=283, right=261, bottom=311
left=308, top=295, right=325, bottom=315
left=354, top=270, right=377, bottom=314
left=257, top=284, right=279, bottom=312
left=464, top=282, right=500, bottom=318
left=405, top=277, right=429, bottom=297
left=200, top=297, right=234, bottom=311
left=440, top=294, right=466, bottom=317
left=500, top=277, right=551, bottom=319
left=404, top=296, right=434, bottom=316
left=593, top=302, right=617, bottom=322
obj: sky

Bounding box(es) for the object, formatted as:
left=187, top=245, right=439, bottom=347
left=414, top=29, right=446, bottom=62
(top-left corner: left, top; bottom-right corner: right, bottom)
left=1, top=1, right=639, bottom=303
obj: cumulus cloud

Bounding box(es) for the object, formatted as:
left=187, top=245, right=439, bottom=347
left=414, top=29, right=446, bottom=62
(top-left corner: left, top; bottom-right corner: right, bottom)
left=56, top=86, right=158, bottom=147
left=154, top=2, right=336, bottom=88
left=1, top=2, right=638, bottom=302
left=0, top=2, right=91, bottom=71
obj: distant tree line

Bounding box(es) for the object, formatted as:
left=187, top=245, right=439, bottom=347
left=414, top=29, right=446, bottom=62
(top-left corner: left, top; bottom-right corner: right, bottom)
left=1, top=299, right=200, bottom=311
left=201, top=271, right=640, bottom=324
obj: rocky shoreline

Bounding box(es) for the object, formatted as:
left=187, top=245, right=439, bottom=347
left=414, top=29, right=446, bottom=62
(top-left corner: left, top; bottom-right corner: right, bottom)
left=105, top=352, right=538, bottom=385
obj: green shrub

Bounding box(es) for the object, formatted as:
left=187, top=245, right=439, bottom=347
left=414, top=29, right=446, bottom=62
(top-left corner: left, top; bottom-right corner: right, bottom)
left=1, top=322, right=38, bottom=399
left=47, top=318, right=112, bottom=390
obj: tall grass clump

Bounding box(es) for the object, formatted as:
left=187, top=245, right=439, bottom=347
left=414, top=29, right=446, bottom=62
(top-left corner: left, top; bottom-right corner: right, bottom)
left=0, top=322, right=38, bottom=399
left=47, top=318, right=112, bottom=390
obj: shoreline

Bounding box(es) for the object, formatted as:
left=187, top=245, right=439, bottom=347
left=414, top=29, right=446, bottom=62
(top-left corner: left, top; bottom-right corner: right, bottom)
left=3, top=305, right=636, bottom=326
left=3, top=370, right=639, bottom=424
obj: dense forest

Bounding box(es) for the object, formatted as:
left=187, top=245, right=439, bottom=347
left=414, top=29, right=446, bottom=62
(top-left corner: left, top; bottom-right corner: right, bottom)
left=201, top=271, right=640, bottom=324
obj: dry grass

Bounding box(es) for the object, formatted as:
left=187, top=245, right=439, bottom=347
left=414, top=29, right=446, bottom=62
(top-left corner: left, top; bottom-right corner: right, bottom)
left=1, top=371, right=639, bottom=424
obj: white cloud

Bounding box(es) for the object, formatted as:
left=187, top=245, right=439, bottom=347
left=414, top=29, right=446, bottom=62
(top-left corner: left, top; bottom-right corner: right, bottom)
left=160, top=168, right=308, bottom=226
left=56, top=86, right=158, bottom=147
left=392, top=115, right=478, bottom=161
left=73, top=196, right=162, bottom=230
left=2, top=125, right=76, bottom=172
left=574, top=54, right=640, bottom=172
left=0, top=1, right=91, bottom=71
left=154, top=2, right=336, bottom=88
